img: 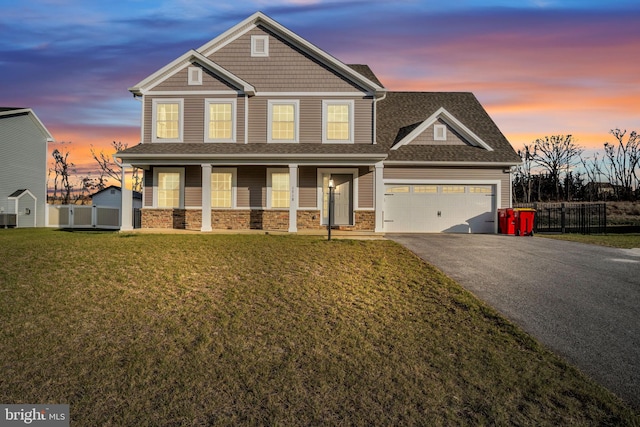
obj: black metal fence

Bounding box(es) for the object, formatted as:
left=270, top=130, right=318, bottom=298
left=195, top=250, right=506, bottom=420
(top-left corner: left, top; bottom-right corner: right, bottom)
left=514, top=202, right=607, bottom=234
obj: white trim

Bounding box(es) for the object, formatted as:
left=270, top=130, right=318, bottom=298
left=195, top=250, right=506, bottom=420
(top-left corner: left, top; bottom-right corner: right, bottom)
left=434, top=124, right=447, bottom=141
left=316, top=168, right=359, bottom=226
left=267, top=168, right=290, bottom=209
left=200, top=23, right=257, bottom=56
left=391, top=107, right=494, bottom=152
left=384, top=160, right=518, bottom=167
left=211, top=167, right=238, bottom=209
left=153, top=167, right=185, bottom=208
left=322, top=100, right=354, bottom=144
left=121, top=164, right=133, bottom=231
left=257, top=92, right=368, bottom=97
left=188, top=66, right=203, bottom=85
left=244, top=95, right=249, bottom=144
left=129, top=50, right=256, bottom=96
left=288, top=164, right=298, bottom=232
left=251, top=35, right=269, bottom=57
left=201, top=164, right=212, bottom=231
left=152, top=98, right=184, bottom=143
left=374, top=162, right=384, bottom=232
left=204, top=98, right=237, bottom=143
left=267, top=100, right=299, bottom=143
left=146, top=90, right=240, bottom=96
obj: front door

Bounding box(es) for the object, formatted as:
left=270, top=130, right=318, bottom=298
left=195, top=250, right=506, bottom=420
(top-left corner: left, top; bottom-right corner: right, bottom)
left=331, top=174, right=353, bottom=225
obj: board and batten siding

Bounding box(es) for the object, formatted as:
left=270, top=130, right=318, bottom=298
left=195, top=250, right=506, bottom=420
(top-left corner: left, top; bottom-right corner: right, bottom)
left=0, top=113, right=48, bottom=226
left=383, top=167, right=511, bottom=208
left=209, top=26, right=368, bottom=93
left=143, top=94, right=245, bottom=144
left=248, top=96, right=373, bottom=144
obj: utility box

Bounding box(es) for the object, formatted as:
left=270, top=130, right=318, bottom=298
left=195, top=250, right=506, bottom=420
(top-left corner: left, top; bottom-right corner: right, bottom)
left=498, top=208, right=516, bottom=235
left=514, top=208, right=536, bottom=236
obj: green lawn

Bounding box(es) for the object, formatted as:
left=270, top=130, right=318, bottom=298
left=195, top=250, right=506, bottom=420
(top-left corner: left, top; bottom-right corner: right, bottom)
left=0, top=229, right=637, bottom=426
left=539, top=233, right=640, bottom=249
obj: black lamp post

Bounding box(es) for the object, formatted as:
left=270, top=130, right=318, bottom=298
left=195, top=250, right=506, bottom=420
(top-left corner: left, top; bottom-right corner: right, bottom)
left=327, top=179, right=335, bottom=241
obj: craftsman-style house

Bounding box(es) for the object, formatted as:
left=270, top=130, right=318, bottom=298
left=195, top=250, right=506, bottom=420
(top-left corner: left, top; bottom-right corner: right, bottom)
left=117, top=12, right=520, bottom=233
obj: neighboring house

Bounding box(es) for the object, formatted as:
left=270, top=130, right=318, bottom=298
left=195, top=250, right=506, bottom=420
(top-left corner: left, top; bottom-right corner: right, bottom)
left=91, top=185, right=142, bottom=209
left=117, top=12, right=520, bottom=233
left=0, top=108, right=54, bottom=227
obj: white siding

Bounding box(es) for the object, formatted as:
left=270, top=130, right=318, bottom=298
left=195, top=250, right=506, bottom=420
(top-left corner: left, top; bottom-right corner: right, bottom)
left=0, top=113, right=49, bottom=227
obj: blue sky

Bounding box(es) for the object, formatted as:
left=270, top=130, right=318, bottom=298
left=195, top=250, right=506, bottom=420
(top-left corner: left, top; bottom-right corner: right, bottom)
left=1, top=0, right=639, bottom=177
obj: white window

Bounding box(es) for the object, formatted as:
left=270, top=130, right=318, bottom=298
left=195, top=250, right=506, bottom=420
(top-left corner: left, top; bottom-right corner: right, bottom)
left=211, top=168, right=236, bottom=208
left=268, top=100, right=299, bottom=143
left=154, top=168, right=184, bottom=208
left=188, top=66, right=202, bottom=85
left=268, top=169, right=290, bottom=208
left=205, top=99, right=236, bottom=143
left=251, top=35, right=269, bottom=57
left=152, top=99, right=183, bottom=143
left=322, top=100, right=354, bottom=143
left=434, top=124, right=447, bottom=141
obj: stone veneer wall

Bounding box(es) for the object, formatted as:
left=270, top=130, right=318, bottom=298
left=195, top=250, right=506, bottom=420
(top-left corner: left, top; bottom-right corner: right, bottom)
left=141, top=209, right=374, bottom=231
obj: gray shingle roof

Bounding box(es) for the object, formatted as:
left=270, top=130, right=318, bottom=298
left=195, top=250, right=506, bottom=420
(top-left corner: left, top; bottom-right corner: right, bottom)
left=377, top=92, right=521, bottom=163
left=347, top=65, right=385, bottom=88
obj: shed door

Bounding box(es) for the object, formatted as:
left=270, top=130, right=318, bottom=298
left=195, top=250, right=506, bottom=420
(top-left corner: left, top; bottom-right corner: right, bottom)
left=384, top=184, right=496, bottom=233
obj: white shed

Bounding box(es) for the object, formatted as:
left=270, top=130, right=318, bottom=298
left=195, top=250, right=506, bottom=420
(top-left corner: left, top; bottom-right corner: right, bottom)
left=91, top=186, right=142, bottom=209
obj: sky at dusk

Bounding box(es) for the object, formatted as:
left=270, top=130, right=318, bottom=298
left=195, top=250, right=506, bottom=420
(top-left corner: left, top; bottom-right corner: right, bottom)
left=2, top=0, right=639, bottom=184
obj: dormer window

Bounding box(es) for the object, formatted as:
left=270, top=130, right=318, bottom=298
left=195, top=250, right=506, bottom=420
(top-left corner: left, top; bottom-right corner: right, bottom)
left=188, top=66, right=202, bottom=85
left=434, top=124, right=447, bottom=141
left=251, top=35, right=269, bottom=57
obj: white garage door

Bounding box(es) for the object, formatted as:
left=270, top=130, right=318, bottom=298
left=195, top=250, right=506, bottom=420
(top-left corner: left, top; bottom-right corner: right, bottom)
left=384, top=184, right=496, bottom=233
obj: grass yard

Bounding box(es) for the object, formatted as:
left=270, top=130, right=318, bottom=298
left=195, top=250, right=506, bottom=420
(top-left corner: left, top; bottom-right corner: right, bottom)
left=0, top=229, right=637, bottom=426
left=539, top=233, right=640, bottom=249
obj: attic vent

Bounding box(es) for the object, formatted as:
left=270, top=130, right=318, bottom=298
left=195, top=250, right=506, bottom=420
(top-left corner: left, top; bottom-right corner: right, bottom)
left=188, top=66, right=202, bottom=85
left=251, top=35, right=269, bottom=57
left=434, top=124, right=447, bottom=141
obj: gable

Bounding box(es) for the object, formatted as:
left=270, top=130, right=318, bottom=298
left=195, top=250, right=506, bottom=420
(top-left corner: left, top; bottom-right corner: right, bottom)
left=392, top=107, right=493, bottom=152
left=150, top=63, right=240, bottom=93
left=207, top=25, right=368, bottom=93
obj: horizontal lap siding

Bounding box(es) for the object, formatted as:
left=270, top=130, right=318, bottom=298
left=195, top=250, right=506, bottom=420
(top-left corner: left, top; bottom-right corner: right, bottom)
left=151, top=64, right=238, bottom=91
left=144, top=170, right=153, bottom=207
left=185, top=166, right=202, bottom=207
left=384, top=167, right=510, bottom=208
left=249, top=96, right=372, bottom=144
left=144, top=94, right=244, bottom=144
left=358, top=167, right=374, bottom=209
left=409, top=119, right=466, bottom=146
left=210, top=26, right=367, bottom=92
left=237, top=166, right=266, bottom=208
left=299, top=166, right=317, bottom=208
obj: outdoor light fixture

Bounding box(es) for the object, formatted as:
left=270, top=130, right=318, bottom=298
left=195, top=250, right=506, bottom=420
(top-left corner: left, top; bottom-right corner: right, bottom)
left=327, top=179, right=335, bottom=241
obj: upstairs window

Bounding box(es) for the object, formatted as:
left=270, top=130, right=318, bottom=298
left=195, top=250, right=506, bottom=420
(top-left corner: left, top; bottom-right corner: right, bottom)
left=323, top=100, right=354, bottom=143
left=205, top=99, right=236, bottom=143
left=434, top=124, right=447, bottom=141
left=268, top=100, right=299, bottom=143
left=152, top=99, right=183, bottom=143
left=251, top=35, right=269, bottom=57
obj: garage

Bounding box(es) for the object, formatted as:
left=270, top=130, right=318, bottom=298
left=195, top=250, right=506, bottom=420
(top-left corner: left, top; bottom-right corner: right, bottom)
left=383, top=184, right=496, bottom=233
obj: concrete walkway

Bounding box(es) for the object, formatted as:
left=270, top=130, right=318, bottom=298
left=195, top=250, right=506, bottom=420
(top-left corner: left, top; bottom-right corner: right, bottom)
left=388, top=233, right=640, bottom=410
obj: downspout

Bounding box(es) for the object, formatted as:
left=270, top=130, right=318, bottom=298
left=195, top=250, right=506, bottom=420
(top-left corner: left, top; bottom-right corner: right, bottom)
left=372, top=91, right=387, bottom=145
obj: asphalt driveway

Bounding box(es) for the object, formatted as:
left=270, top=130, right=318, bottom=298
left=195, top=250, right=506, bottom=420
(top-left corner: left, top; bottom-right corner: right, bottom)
left=389, top=233, right=640, bottom=410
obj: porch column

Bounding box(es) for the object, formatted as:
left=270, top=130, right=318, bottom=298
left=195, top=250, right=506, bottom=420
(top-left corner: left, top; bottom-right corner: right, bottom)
left=374, top=161, right=384, bottom=233
left=201, top=164, right=212, bottom=232
left=120, top=163, right=133, bottom=231
left=288, top=164, right=298, bottom=232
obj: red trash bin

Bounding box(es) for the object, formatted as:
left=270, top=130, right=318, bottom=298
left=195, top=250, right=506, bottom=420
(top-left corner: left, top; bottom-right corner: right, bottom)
left=498, top=208, right=516, bottom=235
left=514, top=208, right=536, bottom=236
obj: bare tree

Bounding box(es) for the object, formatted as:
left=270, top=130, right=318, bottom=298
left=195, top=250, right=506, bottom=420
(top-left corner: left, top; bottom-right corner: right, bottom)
left=531, top=135, right=583, bottom=201
left=579, top=152, right=605, bottom=201
left=514, top=144, right=535, bottom=203
left=50, top=144, right=75, bottom=204
left=91, top=141, right=142, bottom=192
left=602, top=129, right=640, bottom=200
